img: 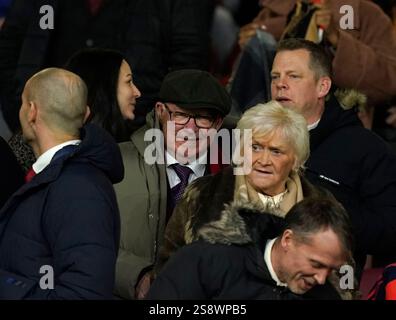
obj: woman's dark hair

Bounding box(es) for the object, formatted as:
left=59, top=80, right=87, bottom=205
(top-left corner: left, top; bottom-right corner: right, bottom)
left=65, top=48, right=130, bottom=142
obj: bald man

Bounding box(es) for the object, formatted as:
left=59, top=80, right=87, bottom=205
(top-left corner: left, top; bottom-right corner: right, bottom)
left=0, top=68, right=124, bottom=299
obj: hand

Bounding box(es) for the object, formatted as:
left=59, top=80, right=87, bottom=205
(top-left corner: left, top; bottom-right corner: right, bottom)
left=315, top=1, right=339, bottom=46
left=238, top=23, right=265, bottom=49
left=135, top=272, right=153, bottom=300
left=238, top=7, right=270, bottom=49
left=386, top=106, right=396, bottom=128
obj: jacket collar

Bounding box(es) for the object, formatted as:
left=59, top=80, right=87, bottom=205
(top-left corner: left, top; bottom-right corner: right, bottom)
left=0, top=124, right=123, bottom=216
left=0, top=145, right=78, bottom=218
left=309, top=91, right=363, bottom=151
left=131, top=110, right=164, bottom=161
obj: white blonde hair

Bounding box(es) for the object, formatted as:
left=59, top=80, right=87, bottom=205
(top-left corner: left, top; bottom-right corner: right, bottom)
left=236, top=100, right=310, bottom=171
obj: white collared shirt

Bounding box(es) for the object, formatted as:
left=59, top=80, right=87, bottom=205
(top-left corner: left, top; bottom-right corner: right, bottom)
left=264, top=238, right=288, bottom=287
left=165, top=151, right=207, bottom=188
left=307, top=118, right=321, bottom=131
left=258, top=189, right=288, bottom=210
left=32, top=140, right=81, bottom=174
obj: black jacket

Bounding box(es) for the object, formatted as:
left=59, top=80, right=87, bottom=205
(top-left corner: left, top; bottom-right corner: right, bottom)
left=0, top=137, right=24, bottom=209
left=305, top=94, right=396, bottom=271
left=148, top=204, right=341, bottom=300
left=0, top=124, right=123, bottom=299
left=155, top=165, right=327, bottom=274
left=0, top=0, right=214, bottom=131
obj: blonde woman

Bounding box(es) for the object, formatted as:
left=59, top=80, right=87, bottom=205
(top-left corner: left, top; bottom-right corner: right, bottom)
left=156, top=100, right=325, bottom=271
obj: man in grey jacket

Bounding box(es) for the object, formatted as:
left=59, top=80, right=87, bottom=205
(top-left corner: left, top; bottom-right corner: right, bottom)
left=113, top=69, right=232, bottom=299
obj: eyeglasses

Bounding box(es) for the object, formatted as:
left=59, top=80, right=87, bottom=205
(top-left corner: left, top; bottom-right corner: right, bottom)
left=163, top=103, right=216, bottom=129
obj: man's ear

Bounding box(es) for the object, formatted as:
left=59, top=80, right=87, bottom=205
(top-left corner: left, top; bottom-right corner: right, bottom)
left=280, top=229, right=294, bottom=251
left=155, top=102, right=167, bottom=130
left=155, top=102, right=164, bottom=117
left=317, top=76, right=332, bottom=99
left=84, top=105, right=91, bottom=123
left=28, top=101, right=38, bottom=125
left=213, top=117, right=223, bottom=130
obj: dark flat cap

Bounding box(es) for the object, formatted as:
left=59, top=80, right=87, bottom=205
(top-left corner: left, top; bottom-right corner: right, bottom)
left=159, top=69, right=231, bottom=116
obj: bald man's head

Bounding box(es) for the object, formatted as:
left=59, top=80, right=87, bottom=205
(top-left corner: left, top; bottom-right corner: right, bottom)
left=24, top=68, right=88, bottom=136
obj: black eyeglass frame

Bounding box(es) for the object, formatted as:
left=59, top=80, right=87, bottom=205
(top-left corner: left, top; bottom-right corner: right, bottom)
left=162, top=103, right=217, bottom=129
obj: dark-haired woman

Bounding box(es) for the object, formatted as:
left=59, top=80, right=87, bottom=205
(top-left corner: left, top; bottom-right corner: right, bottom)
left=66, top=48, right=141, bottom=142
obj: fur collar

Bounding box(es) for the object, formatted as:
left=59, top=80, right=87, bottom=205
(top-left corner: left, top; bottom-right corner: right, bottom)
left=195, top=201, right=285, bottom=247
left=334, top=88, right=367, bottom=112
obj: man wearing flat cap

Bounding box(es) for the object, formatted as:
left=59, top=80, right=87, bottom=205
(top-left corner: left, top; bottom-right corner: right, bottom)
left=113, top=69, right=232, bottom=300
